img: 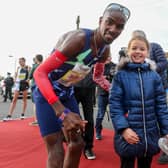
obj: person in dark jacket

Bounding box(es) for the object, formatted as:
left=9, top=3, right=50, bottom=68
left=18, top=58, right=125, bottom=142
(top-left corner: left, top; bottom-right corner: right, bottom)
left=74, top=69, right=96, bottom=159
left=109, top=35, right=168, bottom=168
left=118, top=47, right=127, bottom=61
left=29, top=54, right=43, bottom=126
left=132, top=30, right=168, bottom=164
left=95, top=56, right=116, bottom=140
left=132, top=30, right=168, bottom=89
left=3, top=72, right=14, bottom=102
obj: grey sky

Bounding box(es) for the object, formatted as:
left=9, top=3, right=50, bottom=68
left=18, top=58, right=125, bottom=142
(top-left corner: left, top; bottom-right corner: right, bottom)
left=0, top=0, right=167, bottom=76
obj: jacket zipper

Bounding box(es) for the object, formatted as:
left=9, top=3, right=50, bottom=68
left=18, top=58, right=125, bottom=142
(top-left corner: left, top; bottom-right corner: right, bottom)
left=138, top=68, right=148, bottom=157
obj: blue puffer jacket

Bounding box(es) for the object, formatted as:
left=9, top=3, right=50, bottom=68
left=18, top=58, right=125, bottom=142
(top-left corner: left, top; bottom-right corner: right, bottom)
left=109, top=58, right=168, bottom=157
left=150, top=42, right=168, bottom=89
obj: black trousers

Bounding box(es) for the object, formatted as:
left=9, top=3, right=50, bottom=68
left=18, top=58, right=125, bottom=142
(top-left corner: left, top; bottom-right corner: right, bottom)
left=74, top=87, right=95, bottom=150
left=120, top=156, right=153, bottom=168
left=4, top=87, right=12, bottom=101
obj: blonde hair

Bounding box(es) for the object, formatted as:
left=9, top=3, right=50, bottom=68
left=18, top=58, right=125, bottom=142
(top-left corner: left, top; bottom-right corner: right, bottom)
left=128, top=36, right=150, bottom=51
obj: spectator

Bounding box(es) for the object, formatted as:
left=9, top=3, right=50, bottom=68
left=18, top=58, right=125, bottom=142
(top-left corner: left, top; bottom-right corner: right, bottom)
left=74, top=68, right=96, bottom=160
left=95, top=55, right=116, bottom=140
left=3, top=72, right=14, bottom=102
left=29, top=54, right=43, bottom=126
left=132, top=30, right=168, bottom=89
left=118, top=47, right=127, bottom=61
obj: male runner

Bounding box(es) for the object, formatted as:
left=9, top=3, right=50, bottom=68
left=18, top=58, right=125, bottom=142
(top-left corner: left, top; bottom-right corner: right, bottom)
left=33, top=3, right=130, bottom=168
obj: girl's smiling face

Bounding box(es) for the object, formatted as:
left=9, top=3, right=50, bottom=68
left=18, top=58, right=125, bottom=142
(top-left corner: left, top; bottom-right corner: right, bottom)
left=127, top=38, right=149, bottom=63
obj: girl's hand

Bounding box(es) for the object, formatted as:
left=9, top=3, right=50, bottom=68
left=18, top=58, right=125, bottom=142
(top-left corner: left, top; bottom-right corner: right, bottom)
left=122, top=128, right=140, bottom=144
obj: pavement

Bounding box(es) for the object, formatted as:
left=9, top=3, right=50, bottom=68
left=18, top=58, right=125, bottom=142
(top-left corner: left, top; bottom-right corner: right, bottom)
left=0, top=94, right=113, bottom=129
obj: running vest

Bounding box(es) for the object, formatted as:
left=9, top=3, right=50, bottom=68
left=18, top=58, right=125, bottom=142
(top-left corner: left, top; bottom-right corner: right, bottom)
left=49, top=29, right=107, bottom=99
left=16, top=66, right=29, bottom=82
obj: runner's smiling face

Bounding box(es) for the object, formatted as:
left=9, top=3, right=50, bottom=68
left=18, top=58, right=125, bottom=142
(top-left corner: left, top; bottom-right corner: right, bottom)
left=99, top=10, right=127, bottom=44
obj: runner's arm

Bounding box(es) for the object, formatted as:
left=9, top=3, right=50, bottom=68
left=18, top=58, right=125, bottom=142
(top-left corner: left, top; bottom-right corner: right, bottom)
left=34, top=50, right=68, bottom=104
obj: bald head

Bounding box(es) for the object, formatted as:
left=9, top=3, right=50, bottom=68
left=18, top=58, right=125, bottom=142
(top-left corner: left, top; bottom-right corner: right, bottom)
left=132, top=30, right=146, bottom=38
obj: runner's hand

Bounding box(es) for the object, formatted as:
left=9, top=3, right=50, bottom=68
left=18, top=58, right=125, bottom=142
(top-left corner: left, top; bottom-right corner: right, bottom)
left=62, top=112, right=87, bottom=132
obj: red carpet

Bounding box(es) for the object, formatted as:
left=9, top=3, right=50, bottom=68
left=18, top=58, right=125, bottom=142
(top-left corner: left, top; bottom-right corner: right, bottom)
left=0, top=118, right=167, bottom=168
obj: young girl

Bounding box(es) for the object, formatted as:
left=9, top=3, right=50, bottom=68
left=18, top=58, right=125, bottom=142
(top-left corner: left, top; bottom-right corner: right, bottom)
left=109, top=36, right=168, bottom=168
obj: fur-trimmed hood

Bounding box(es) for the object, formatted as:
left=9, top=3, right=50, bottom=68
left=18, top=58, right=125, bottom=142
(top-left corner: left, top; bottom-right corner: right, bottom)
left=117, top=56, right=157, bottom=71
